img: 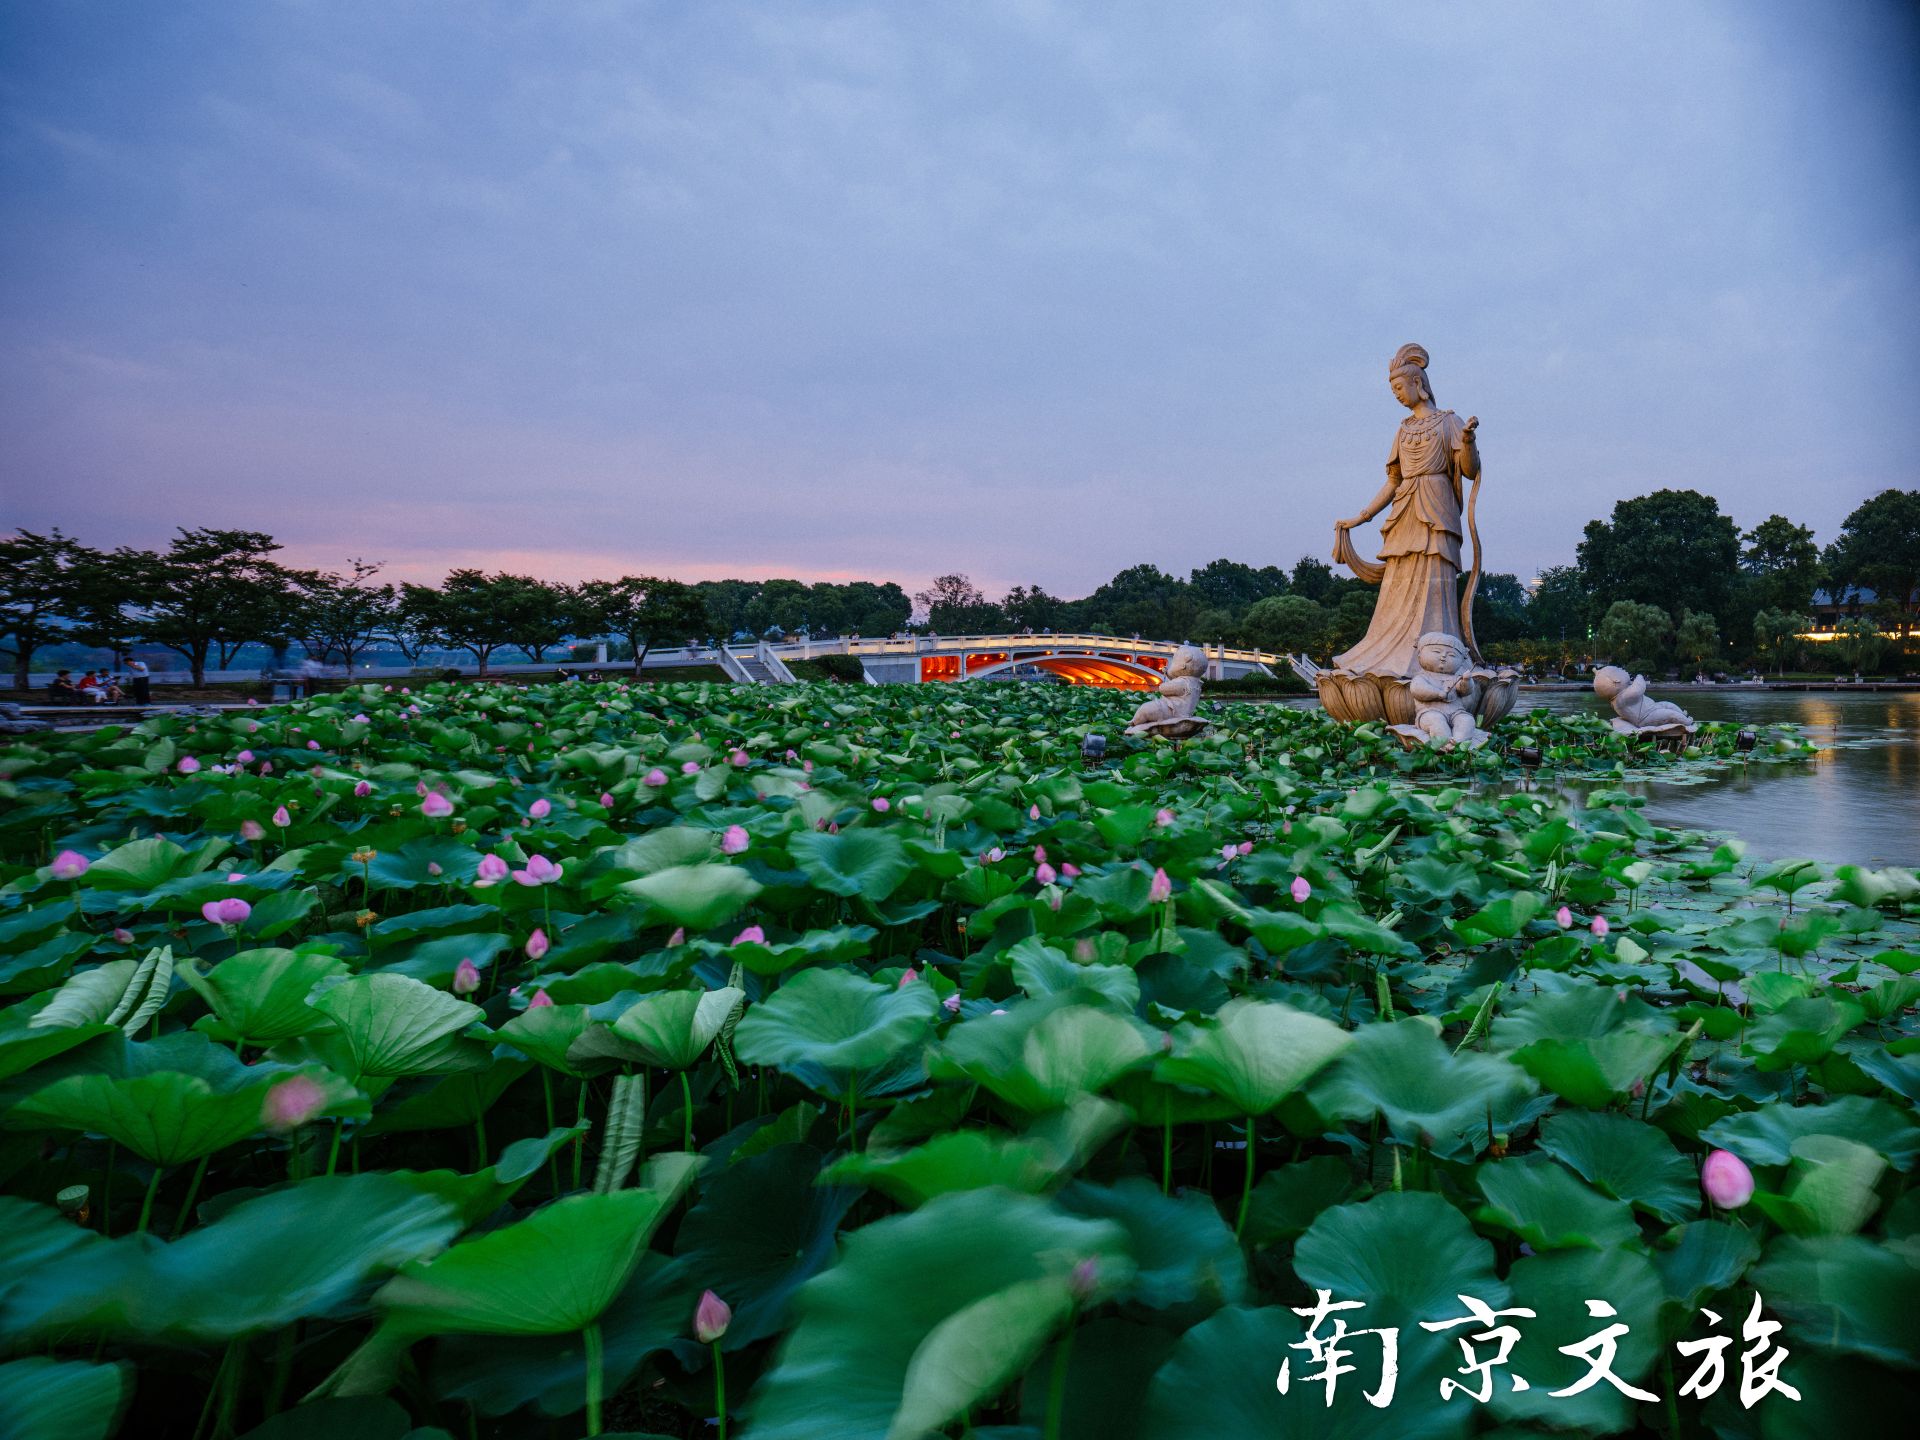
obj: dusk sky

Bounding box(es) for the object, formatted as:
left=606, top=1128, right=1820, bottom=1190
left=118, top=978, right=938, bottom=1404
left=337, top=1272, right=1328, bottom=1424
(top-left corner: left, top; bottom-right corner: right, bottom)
left=3, top=1, right=1915, bottom=602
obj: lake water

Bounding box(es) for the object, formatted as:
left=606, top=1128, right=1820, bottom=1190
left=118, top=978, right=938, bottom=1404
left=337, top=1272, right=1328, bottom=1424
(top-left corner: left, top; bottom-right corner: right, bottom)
left=1515, top=689, right=1920, bottom=868
left=1270, top=688, right=1920, bottom=867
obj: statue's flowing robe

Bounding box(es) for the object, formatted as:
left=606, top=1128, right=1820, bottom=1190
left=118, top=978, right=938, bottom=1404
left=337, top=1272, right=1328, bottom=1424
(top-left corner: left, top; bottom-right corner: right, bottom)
left=1334, top=408, right=1479, bottom=675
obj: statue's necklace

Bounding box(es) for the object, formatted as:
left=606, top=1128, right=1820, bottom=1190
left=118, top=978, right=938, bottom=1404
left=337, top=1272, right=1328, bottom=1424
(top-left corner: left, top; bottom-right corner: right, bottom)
left=1401, top=409, right=1448, bottom=434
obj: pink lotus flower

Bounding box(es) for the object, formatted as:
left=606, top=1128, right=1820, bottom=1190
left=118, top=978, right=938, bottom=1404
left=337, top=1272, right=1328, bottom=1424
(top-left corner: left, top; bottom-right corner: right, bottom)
left=644, top=768, right=668, bottom=786
left=352, top=714, right=370, bottom=724
left=1074, top=938, right=1097, bottom=963
left=681, top=761, right=700, bottom=775
left=1032, top=845, right=1047, bottom=863
left=1148, top=867, right=1172, bottom=903
left=527, top=988, right=554, bottom=1008
left=721, top=825, right=750, bottom=855
left=1029, top=804, right=1041, bottom=820
left=1590, top=915, right=1610, bottom=937
left=177, top=756, right=200, bottom=774
left=1237, top=841, right=1253, bottom=856
left=113, top=927, right=134, bottom=944
left=49, top=850, right=90, bottom=880
left=1062, top=862, right=1080, bottom=878
left=306, top=739, right=320, bottom=751
left=1556, top=905, right=1573, bottom=928
left=1291, top=876, right=1312, bottom=904
left=236, top=750, right=254, bottom=764
left=1155, top=808, right=1175, bottom=827
left=943, top=993, right=962, bottom=1014
left=416, top=781, right=429, bottom=796
left=871, top=796, right=890, bottom=812
left=600, top=791, right=616, bottom=808
left=241, top=820, right=266, bottom=842
left=984, top=847, right=1005, bottom=864
left=1036, top=862, right=1058, bottom=886
left=668, top=927, right=686, bottom=946
left=427, top=861, right=443, bottom=876
left=694, top=1289, right=732, bottom=1344
left=272, top=806, right=292, bottom=828
left=226, top=871, right=247, bottom=882
left=898, top=967, right=919, bottom=987
left=261, top=1074, right=330, bottom=1131
left=421, top=793, right=455, bottom=819
left=259, top=761, right=273, bottom=774
left=732, top=925, right=766, bottom=946
left=525, top=928, right=550, bottom=961
left=353, top=780, right=372, bottom=797
left=730, top=750, right=749, bottom=767
left=1701, top=1149, right=1754, bottom=1209
left=513, top=854, right=565, bottom=886
left=528, top=798, right=552, bottom=820
left=452, top=958, right=482, bottom=995
left=475, top=853, right=510, bottom=885
left=201, top=897, right=252, bottom=926
left=1220, top=844, right=1237, bottom=863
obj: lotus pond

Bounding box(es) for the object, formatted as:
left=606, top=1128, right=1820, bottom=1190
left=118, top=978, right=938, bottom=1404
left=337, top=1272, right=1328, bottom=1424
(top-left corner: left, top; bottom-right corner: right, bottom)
left=0, top=681, right=1915, bottom=1440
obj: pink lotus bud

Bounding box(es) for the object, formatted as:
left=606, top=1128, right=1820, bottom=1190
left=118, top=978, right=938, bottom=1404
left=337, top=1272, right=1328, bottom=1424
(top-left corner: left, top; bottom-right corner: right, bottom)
left=352, top=714, right=370, bottom=724
left=1032, top=846, right=1047, bottom=863
left=259, top=762, right=273, bottom=775
left=452, top=958, right=482, bottom=995
left=475, top=853, right=509, bottom=885
left=226, top=871, right=247, bottom=882
left=898, top=967, right=919, bottom=987
left=528, top=798, right=552, bottom=819
left=241, top=820, right=266, bottom=841
left=730, top=750, right=749, bottom=767
left=943, top=993, right=962, bottom=1014
left=1036, top=863, right=1058, bottom=886
left=1590, top=915, right=1610, bottom=937
left=1148, top=867, right=1172, bottom=904
left=512, top=854, right=565, bottom=886
left=721, top=825, right=750, bottom=854
left=1074, top=938, right=1097, bottom=963
left=827, top=822, right=839, bottom=834
left=984, top=847, right=1005, bottom=864
left=201, top=897, right=251, bottom=926
left=668, top=927, right=686, bottom=946
left=427, top=861, right=443, bottom=876
left=870, top=796, right=890, bottom=812
left=1070, top=1257, right=1100, bottom=1301
left=1155, top=808, right=1174, bottom=827
left=306, top=740, right=320, bottom=751
left=694, top=1289, right=732, bottom=1344
left=1237, top=841, right=1253, bottom=856
left=1220, top=844, right=1237, bottom=863
left=1029, top=804, right=1041, bottom=820
left=262, top=1074, right=330, bottom=1131
left=732, top=925, right=766, bottom=946
left=1047, top=889, right=1062, bottom=911
left=416, top=781, right=429, bottom=796
left=236, top=750, right=254, bottom=764
left=1556, top=905, right=1572, bottom=928
left=527, top=988, right=554, bottom=1008
left=1290, top=876, right=1312, bottom=904
left=421, top=793, right=455, bottom=819
left=113, top=927, right=134, bottom=943
left=681, top=761, right=700, bottom=775
left=272, top=806, right=292, bottom=828
left=49, top=850, right=90, bottom=880
left=1701, top=1149, right=1754, bottom=1209
left=644, top=768, right=668, bottom=786
left=526, top=927, right=550, bottom=960
left=1062, top=862, right=1080, bottom=878
left=600, top=791, right=616, bottom=808
left=353, top=780, right=373, bottom=797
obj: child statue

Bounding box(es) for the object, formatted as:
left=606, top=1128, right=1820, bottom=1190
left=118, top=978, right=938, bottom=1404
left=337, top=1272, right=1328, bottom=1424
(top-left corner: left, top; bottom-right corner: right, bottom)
left=1401, top=630, right=1493, bottom=747
left=1593, top=666, right=1696, bottom=735
left=1125, top=644, right=1211, bottom=738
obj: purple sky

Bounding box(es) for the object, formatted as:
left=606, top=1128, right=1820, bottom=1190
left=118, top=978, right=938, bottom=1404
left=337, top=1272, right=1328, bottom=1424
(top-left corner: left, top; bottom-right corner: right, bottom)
left=3, top=1, right=1916, bottom=599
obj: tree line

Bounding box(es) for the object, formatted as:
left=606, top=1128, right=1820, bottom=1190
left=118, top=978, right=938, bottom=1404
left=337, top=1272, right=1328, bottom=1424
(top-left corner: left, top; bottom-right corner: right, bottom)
left=3, top=488, right=1913, bottom=689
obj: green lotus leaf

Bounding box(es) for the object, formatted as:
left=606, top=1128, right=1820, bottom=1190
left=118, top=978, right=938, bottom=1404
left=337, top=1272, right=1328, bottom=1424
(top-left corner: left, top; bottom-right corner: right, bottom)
left=365, top=837, right=481, bottom=889
left=1153, top=999, right=1352, bottom=1116
left=1059, top=1176, right=1246, bottom=1311
left=1451, top=889, right=1543, bottom=941
left=1308, top=1017, right=1537, bottom=1159
left=497, top=1003, right=599, bottom=1075
left=1745, top=994, right=1866, bottom=1071
left=734, top=968, right=938, bottom=1078
left=1474, top=1156, right=1641, bottom=1249
left=83, top=835, right=197, bottom=890
left=0, top=1357, right=127, bottom=1440
left=1653, top=1219, right=1761, bottom=1308
left=1241, top=1154, right=1357, bottom=1247
left=1753, top=1234, right=1920, bottom=1367
left=180, top=947, right=349, bottom=1048
left=1534, top=1109, right=1700, bottom=1224
left=788, top=828, right=914, bottom=901
left=929, top=994, right=1156, bottom=1112
left=309, top=973, right=486, bottom=1078
left=376, top=1155, right=699, bottom=1336
left=619, top=863, right=762, bottom=929
left=825, top=1096, right=1128, bottom=1207
left=747, top=1188, right=1132, bottom=1440
left=27, top=961, right=143, bottom=1030
left=1487, top=1246, right=1666, bottom=1434
left=1700, top=1095, right=1920, bottom=1170
left=1007, top=936, right=1140, bottom=1010
left=1750, top=1134, right=1887, bottom=1237
left=1, top=1174, right=462, bottom=1343
left=602, top=985, right=745, bottom=1069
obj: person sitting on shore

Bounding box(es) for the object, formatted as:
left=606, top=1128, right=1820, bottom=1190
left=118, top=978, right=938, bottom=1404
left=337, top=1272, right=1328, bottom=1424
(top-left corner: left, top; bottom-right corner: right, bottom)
left=100, top=675, right=125, bottom=704
left=46, top=670, right=79, bottom=702
left=76, top=671, right=106, bottom=703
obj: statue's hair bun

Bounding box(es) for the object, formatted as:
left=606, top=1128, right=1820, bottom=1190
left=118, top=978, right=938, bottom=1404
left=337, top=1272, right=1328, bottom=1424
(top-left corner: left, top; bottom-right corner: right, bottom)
left=1390, top=343, right=1429, bottom=375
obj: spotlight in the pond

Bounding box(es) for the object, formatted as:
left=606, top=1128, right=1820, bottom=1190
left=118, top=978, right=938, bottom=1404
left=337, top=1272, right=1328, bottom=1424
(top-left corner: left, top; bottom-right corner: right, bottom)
left=1516, top=746, right=1543, bottom=768
left=1735, top=729, right=1757, bottom=753
left=1081, top=733, right=1107, bottom=765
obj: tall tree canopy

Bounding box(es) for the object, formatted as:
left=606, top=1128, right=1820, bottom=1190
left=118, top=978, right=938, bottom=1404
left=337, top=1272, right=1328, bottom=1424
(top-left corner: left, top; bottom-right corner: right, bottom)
left=1823, top=489, right=1920, bottom=634
left=1576, top=490, right=1741, bottom=627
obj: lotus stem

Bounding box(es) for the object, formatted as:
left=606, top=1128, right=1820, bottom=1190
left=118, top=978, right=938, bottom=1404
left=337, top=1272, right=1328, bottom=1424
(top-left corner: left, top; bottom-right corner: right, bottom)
left=680, top=1069, right=695, bottom=1152
left=1234, top=1114, right=1256, bottom=1239
left=136, top=1165, right=164, bottom=1235
left=583, top=1321, right=604, bottom=1436
left=573, top=1078, right=588, bottom=1190
left=542, top=1069, right=561, bottom=1195
left=712, top=1341, right=728, bottom=1440
left=1043, top=1322, right=1074, bottom=1440
left=172, top=1154, right=210, bottom=1238
left=1161, top=1110, right=1172, bottom=1195
left=324, top=1121, right=343, bottom=1177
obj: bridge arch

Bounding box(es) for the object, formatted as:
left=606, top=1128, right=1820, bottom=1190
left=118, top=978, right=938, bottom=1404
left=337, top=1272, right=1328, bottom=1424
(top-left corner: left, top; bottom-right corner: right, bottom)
left=960, top=653, right=1162, bottom=688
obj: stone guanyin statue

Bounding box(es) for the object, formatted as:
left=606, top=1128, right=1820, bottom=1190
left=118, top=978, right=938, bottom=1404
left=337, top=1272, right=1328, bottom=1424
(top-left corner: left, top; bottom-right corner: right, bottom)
left=1315, top=344, right=1519, bottom=731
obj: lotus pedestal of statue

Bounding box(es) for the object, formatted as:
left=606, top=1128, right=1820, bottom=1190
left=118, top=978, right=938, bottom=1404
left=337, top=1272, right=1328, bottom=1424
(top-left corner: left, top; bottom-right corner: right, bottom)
left=1123, top=644, right=1213, bottom=741
left=1311, top=342, right=1520, bottom=746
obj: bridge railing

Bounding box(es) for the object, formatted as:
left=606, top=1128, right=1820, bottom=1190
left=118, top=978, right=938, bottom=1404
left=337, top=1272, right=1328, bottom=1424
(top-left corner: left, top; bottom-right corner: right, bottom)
left=763, top=633, right=1285, bottom=666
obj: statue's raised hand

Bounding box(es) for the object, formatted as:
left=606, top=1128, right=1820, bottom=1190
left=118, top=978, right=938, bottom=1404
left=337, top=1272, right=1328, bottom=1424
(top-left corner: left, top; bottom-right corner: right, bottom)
left=1460, top=415, right=1479, bottom=439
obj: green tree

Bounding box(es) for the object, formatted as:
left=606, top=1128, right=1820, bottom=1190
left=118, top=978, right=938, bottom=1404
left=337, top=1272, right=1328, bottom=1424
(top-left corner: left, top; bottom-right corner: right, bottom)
left=1526, top=565, right=1589, bottom=648
left=1324, top=590, right=1376, bottom=658
left=1823, top=489, right=1920, bottom=637
left=1188, top=558, right=1288, bottom=612
left=1289, top=555, right=1336, bottom=603
left=1741, top=515, right=1821, bottom=614
left=0, top=528, right=101, bottom=690
left=1468, top=572, right=1530, bottom=645
left=1001, top=584, right=1066, bottom=632
left=691, top=580, right=759, bottom=640
left=1675, top=609, right=1721, bottom=673
left=1242, top=594, right=1326, bottom=657
left=576, top=577, right=709, bottom=672
left=1576, top=490, right=1741, bottom=625
left=385, top=585, right=447, bottom=665
left=1077, top=564, right=1197, bottom=640
left=1752, top=607, right=1809, bottom=676
left=744, top=579, right=815, bottom=637
left=421, top=570, right=535, bottom=675
left=1595, top=599, right=1673, bottom=674
left=115, top=529, right=293, bottom=684
left=838, top=581, right=911, bottom=636
left=288, top=560, right=395, bottom=673
left=1831, top=615, right=1888, bottom=677
left=915, top=574, right=1005, bottom=634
